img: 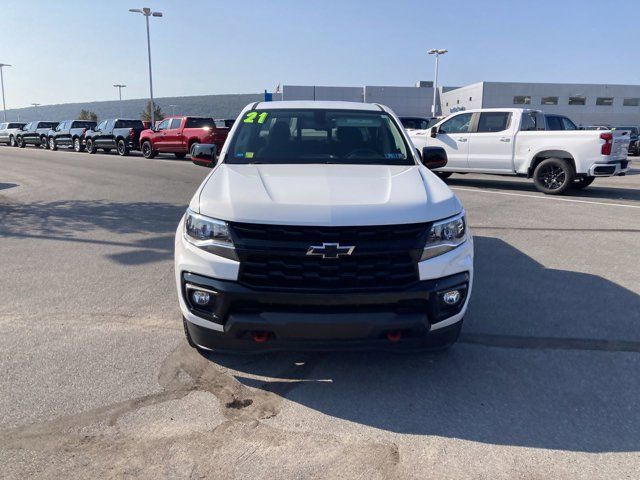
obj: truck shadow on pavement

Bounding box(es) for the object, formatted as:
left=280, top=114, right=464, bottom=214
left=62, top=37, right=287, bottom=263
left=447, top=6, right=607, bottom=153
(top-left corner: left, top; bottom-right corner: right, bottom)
left=0, top=199, right=183, bottom=265
left=446, top=176, right=640, bottom=202
left=209, top=236, right=640, bottom=453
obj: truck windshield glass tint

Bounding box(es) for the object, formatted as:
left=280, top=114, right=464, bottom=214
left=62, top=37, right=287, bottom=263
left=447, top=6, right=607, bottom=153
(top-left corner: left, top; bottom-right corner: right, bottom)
left=226, top=109, right=411, bottom=165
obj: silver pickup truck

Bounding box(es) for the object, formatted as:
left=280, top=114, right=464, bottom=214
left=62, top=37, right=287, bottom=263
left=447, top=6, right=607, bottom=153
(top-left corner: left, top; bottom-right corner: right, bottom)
left=0, top=122, right=27, bottom=147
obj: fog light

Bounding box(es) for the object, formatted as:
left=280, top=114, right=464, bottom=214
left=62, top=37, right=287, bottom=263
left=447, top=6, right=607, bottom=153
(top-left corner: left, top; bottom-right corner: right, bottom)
left=192, top=290, right=210, bottom=306
left=442, top=290, right=461, bottom=305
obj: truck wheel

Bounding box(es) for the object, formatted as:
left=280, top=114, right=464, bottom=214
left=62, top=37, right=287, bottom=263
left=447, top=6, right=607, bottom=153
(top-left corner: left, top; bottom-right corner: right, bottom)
left=49, top=138, right=57, bottom=151
left=41, top=136, right=49, bottom=149
left=141, top=141, right=156, bottom=159
left=573, top=176, right=595, bottom=190
left=174, top=152, right=187, bottom=159
left=533, top=158, right=575, bottom=195
left=17, top=136, right=25, bottom=148
left=435, top=172, right=453, bottom=180
left=9, top=135, right=16, bottom=147
left=73, top=137, right=84, bottom=152
left=117, top=139, right=130, bottom=156
left=86, top=138, right=97, bottom=154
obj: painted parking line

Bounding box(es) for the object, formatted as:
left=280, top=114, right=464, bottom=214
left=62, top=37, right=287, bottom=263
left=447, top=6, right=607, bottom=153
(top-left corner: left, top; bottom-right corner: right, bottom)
left=451, top=186, right=640, bottom=209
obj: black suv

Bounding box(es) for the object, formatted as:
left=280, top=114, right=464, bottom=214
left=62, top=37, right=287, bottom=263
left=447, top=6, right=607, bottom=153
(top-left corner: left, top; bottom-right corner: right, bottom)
left=48, top=120, right=97, bottom=152
left=84, top=119, right=145, bottom=156
left=16, top=121, right=59, bottom=148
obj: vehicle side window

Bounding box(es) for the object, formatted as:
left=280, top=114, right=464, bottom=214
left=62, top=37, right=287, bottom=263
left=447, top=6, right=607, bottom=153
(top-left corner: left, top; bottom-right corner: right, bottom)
left=521, top=113, right=538, bottom=131
left=439, top=113, right=472, bottom=134
left=0, top=123, right=6, bottom=130
left=561, top=117, right=577, bottom=130
left=546, top=116, right=563, bottom=131
left=157, top=119, right=170, bottom=131
left=170, top=118, right=182, bottom=129
left=476, top=112, right=511, bottom=133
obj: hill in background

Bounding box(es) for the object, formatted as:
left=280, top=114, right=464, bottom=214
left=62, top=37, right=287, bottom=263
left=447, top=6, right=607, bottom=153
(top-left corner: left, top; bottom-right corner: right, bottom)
left=3, top=93, right=265, bottom=123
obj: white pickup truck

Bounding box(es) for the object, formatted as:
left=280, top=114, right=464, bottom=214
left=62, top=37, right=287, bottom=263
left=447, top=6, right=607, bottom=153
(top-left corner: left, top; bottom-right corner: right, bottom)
left=409, top=108, right=630, bottom=194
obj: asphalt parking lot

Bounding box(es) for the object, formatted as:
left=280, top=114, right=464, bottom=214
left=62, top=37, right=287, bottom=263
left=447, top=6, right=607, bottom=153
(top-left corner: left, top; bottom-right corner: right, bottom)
left=1, top=147, right=639, bottom=479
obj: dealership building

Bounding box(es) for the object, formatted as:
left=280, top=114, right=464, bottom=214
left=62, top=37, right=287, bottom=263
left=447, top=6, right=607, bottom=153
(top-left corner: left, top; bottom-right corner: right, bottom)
left=280, top=81, right=640, bottom=127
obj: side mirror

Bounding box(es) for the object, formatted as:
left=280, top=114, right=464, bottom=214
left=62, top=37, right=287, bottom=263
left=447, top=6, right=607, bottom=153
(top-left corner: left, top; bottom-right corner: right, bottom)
left=421, top=147, right=448, bottom=170
left=430, top=126, right=438, bottom=138
left=191, top=143, right=217, bottom=168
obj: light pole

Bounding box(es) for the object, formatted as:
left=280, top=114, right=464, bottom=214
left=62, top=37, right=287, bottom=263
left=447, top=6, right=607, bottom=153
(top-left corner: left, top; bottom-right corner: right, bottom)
left=169, top=104, right=177, bottom=116
left=113, top=84, right=126, bottom=118
left=129, top=7, right=163, bottom=127
left=428, top=49, right=447, bottom=118
left=0, top=64, right=11, bottom=122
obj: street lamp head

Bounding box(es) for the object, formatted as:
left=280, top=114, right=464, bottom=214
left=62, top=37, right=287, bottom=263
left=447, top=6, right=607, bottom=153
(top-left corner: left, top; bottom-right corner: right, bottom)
left=129, top=8, right=143, bottom=13
left=142, top=7, right=151, bottom=14
left=438, top=49, right=448, bottom=54
left=152, top=11, right=162, bottom=17
left=0, top=64, right=11, bottom=68
left=428, top=49, right=448, bottom=55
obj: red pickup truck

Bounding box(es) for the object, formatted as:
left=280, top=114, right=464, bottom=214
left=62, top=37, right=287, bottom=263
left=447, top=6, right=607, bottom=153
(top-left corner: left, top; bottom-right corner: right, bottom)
left=139, top=116, right=229, bottom=159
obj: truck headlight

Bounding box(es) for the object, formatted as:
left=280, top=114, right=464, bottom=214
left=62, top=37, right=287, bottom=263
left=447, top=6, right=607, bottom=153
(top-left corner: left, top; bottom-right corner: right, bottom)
left=420, top=212, right=467, bottom=261
left=184, top=208, right=238, bottom=261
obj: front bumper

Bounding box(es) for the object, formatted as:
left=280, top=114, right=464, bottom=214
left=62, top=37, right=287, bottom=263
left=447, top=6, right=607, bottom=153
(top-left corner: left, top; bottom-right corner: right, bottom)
left=176, top=215, right=473, bottom=351
left=181, top=270, right=469, bottom=350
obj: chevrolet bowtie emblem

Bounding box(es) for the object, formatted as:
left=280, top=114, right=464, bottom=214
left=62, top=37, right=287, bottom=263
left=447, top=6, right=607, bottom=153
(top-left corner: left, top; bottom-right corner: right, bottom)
left=306, top=242, right=355, bottom=259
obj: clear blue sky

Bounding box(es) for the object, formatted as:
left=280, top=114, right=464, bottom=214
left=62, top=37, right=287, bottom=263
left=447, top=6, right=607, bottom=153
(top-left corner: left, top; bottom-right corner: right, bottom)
left=1, top=0, right=638, bottom=108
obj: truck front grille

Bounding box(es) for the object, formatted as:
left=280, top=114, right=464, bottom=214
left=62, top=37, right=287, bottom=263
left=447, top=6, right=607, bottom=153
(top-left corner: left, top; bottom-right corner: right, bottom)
left=229, top=222, right=429, bottom=291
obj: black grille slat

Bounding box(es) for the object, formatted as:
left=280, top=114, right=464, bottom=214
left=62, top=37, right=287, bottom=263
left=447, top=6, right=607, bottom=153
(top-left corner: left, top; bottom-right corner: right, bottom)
left=229, top=221, right=430, bottom=291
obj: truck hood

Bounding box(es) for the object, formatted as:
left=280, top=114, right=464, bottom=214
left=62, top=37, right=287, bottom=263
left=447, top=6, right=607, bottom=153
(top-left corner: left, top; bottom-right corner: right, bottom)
left=196, top=164, right=462, bottom=226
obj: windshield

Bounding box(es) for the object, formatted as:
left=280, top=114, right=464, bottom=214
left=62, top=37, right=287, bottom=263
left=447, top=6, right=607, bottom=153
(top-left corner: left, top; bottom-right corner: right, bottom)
left=38, top=122, right=58, bottom=129
left=226, top=109, right=412, bottom=165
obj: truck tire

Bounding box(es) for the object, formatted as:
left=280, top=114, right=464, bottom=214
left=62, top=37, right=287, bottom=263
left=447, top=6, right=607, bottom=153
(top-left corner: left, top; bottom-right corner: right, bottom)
left=533, top=158, right=575, bottom=195
left=9, top=135, right=16, bottom=147
left=573, top=176, right=595, bottom=190
left=174, top=152, right=187, bottom=159
left=40, top=136, right=49, bottom=149
left=17, top=136, right=25, bottom=148
left=73, top=137, right=84, bottom=152
left=86, top=138, right=97, bottom=154
left=49, top=137, right=57, bottom=151
left=141, top=141, right=156, bottom=159
left=117, top=139, right=130, bottom=156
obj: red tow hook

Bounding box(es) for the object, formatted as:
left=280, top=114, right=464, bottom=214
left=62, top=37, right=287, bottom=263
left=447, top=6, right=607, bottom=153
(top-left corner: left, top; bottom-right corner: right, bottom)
left=251, top=331, right=270, bottom=343
left=386, top=330, right=402, bottom=342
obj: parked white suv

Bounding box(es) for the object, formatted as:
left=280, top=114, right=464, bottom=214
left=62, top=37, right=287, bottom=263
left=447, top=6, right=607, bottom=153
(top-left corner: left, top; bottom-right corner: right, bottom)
left=175, top=101, right=473, bottom=352
left=0, top=122, right=26, bottom=147
left=410, top=108, right=630, bottom=194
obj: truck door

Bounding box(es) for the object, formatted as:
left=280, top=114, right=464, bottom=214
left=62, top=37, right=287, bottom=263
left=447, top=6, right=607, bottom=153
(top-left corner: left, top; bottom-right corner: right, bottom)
left=164, top=118, right=183, bottom=151
left=431, top=112, right=472, bottom=169
left=154, top=119, right=171, bottom=150
left=467, top=111, right=514, bottom=172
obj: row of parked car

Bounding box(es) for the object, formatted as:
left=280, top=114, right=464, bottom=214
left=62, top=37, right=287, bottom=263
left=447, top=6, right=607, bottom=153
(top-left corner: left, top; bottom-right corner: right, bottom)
left=0, top=116, right=232, bottom=159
